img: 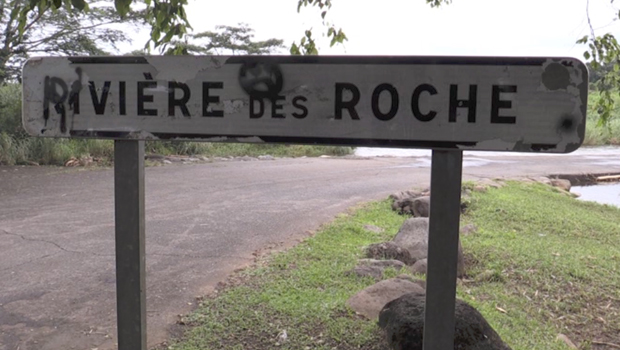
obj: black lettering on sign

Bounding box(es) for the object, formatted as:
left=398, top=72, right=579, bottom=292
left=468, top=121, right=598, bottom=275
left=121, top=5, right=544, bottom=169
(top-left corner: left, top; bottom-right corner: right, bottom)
left=335, top=83, right=360, bottom=120
left=491, top=85, right=517, bottom=124
left=119, top=81, right=126, bottom=115
left=68, top=67, right=82, bottom=116
left=250, top=96, right=264, bottom=119
left=88, top=81, right=111, bottom=115
left=411, top=84, right=437, bottom=122
left=43, top=76, right=68, bottom=132
left=137, top=81, right=157, bottom=116
left=168, top=82, right=191, bottom=117
left=292, top=96, right=308, bottom=119
left=271, top=95, right=285, bottom=118
left=449, top=84, right=477, bottom=123
left=371, top=83, right=399, bottom=121
left=203, top=82, right=224, bottom=117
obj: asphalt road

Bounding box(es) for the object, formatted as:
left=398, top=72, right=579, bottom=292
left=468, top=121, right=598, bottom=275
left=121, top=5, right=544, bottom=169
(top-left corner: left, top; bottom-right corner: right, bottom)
left=2, top=150, right=620, bottom=350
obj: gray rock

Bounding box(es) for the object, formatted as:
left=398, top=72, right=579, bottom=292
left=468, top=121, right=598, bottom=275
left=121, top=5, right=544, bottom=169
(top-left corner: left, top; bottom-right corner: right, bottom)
left=358, top=259, right=406, bottom=270
left=378, top=293, right=512, bottom=350
left=346, top=259, right=406, bottom=281
left=550, top=178, right=571, bottom=192
left=346, top=278, right=425, bottom=320
left=390, top=190, right=425, bottom=202
left=365, top=242, right=415, bottom=265
left=392, top=194, right=431, bottom=216
left=411, top=196, right=430, bottom=217
left=258, top=155, right=275, bottom=160
left=411, top=258, right=427, bottom=275
left=345, top=265, right=385, bottom=280
left=395, top=275, right=427, bottom=290
left=162, top=160, right=172, bottom=164
left=393, top=218, right=466, bottom=277
left=393, top=218, right=429, bottom=260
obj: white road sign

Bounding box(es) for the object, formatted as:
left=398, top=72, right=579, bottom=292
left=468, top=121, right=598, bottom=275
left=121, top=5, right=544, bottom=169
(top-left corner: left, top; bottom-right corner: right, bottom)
left=22, top=56, right=588, bottom=152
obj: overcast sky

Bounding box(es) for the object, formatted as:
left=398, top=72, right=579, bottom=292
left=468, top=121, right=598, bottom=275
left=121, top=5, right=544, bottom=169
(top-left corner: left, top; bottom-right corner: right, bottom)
left=157, top=0, right=620, bottom=59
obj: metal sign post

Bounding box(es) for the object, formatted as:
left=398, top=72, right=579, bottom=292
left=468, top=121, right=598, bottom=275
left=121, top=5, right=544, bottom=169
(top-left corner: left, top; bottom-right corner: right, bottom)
left=114, top=140, right=146, bottom=350
left=423, top=150, right=463, bottom=350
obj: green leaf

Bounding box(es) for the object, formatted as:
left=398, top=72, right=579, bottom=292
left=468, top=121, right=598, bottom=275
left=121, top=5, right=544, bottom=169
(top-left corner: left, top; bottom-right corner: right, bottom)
left=290, top=43, right=300, bottom=55
left=584, top=51, right=591, bottom=60
left=71, top=0, right=86, bottom=11
left=115, top=0, right=131, bottom=17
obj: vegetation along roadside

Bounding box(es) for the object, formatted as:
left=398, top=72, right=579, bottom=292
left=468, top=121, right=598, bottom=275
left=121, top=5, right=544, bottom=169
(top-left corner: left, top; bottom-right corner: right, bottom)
left=162, top=180, right=619, bottom=350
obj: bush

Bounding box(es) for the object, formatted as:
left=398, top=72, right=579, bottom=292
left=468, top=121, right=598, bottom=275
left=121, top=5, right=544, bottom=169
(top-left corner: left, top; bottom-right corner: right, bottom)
left=0, top=82, right=352, bottom=165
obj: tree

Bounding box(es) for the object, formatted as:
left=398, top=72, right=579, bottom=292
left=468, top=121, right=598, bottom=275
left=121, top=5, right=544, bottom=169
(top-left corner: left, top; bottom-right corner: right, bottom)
left=171, top=23, right=284, bottom=56
left=0, top=0, right=146, bottom=82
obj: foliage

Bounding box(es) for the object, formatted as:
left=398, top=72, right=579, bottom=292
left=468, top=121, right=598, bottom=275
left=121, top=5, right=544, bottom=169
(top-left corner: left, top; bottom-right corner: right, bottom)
left=171, top=23, right=284, bottom=56
left=0, top=0, right=146, bottom=82
left=584, top=90, right=620, bottom=144
left=0, top=82, right=351, bottom=165
left=13, top=0, right=189, bottom=54
left=291, top=0, right=451, bottom=55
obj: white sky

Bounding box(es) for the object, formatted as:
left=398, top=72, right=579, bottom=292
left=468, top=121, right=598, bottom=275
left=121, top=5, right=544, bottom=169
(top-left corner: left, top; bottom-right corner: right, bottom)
left=155, top=0, right=620, bottom=59
left=115, top=0, right=620, bottom=59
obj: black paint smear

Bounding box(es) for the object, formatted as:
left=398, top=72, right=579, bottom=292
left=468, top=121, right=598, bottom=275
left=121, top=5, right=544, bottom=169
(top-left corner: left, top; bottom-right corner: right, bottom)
left=542, top=63, right=570, bottom=91
left=559, top=115, right=576, bottom=132
left=43, top=76, right=68, bottom=133
left=238, top=61, right=283, bottom=99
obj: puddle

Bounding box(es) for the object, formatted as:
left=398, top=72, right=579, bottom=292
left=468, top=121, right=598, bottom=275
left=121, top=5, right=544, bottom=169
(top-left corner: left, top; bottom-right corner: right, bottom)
left=572, top=183, right=620, bottom=207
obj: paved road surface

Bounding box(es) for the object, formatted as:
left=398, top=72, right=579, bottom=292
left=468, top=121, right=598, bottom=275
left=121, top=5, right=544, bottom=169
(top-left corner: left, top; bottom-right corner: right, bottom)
left=2, top=151, right=620, bottom=350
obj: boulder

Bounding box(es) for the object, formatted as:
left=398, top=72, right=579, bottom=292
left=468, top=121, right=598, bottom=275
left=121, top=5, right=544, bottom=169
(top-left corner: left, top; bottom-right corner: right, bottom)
left=550, top=178, right=571, bottom=192
left=391, top=190, right=430, bottom=215
left=358, top=259, right=406, bottom=270
left=411, top=259, right=428, bottom=275
left=390, top=190, right=426, bottom=202
left=393, top=218, right=429, bottom=262
left=378, top=293, right=512, bottom=350
left=366, top=242, right=415, bottom=265
left=346, top=278, right=425, bottom=320
left=393, top=217, right=466, bottom=277
left=345, top=265, right=385, bottom=281
left=346, top=259, right=406, bottom=281
left=411, top=196, right=430, bottom=217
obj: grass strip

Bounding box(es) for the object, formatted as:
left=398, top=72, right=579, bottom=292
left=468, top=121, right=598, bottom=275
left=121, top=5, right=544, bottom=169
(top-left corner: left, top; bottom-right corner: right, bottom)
left=168, top=181, right=620, bottom=350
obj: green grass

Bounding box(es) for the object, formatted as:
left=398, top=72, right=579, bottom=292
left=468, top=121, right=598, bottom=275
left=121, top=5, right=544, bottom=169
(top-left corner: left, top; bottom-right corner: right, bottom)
left=171, top=201, right=405, bottom=350
left=168, top=181, right=620, bottom=350
left=0, top=134, right=352, bottom=166
left=460, top=182, right=620, bottom=349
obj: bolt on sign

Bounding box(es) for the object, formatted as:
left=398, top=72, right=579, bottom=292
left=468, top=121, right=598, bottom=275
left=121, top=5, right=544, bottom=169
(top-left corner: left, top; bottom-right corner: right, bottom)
left=22, top=56, right=588, bottom=152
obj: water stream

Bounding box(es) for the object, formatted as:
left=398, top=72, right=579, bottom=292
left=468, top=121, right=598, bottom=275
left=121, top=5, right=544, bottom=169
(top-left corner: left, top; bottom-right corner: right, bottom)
left=572, top=183, right=620, bottom=207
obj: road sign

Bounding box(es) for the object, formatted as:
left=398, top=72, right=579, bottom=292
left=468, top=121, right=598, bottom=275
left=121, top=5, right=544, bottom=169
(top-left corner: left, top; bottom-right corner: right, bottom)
left=22, top=56, right=587, bottom=153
